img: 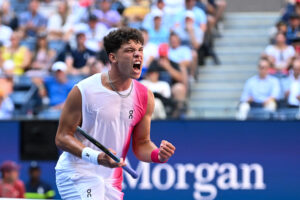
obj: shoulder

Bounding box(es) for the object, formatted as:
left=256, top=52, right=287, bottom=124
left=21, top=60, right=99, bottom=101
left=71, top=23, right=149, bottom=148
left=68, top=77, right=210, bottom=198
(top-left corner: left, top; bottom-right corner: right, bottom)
left=134, top=80, right=148, bottom=98
left=134, top=80, right=153, bottom=100
left=246, top=75, right=258, bottom=84
left=77, top=73, right=100, bottom=88
left=267, top=75, right=279, bottom=83
left=265, top=45, right=276, bottom=52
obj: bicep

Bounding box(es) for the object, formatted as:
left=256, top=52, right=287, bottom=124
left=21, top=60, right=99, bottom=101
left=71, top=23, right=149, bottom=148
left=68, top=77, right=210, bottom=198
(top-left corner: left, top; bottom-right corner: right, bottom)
left=56, top=86, right=82, bottom=143
left=132, top=90, right=155, bottom=154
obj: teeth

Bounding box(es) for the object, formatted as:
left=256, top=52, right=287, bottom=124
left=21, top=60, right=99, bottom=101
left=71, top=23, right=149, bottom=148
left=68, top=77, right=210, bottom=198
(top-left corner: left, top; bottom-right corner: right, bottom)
left=135, top=62, right=141, bottom=64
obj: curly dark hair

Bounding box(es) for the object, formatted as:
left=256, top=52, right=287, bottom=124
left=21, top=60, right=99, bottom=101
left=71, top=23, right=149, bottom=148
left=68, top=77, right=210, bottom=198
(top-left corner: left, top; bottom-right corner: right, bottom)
left=103, top=27, right=144, bottom=56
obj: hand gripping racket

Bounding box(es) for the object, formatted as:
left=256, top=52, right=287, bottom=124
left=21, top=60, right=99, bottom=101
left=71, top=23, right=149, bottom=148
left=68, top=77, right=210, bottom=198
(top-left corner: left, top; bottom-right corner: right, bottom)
left=76, top=126, right=139, bottom=179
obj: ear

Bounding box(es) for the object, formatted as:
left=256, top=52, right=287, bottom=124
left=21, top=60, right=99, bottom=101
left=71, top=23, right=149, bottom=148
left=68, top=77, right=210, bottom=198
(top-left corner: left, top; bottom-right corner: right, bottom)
left=109, top=53, right=117, bottom=63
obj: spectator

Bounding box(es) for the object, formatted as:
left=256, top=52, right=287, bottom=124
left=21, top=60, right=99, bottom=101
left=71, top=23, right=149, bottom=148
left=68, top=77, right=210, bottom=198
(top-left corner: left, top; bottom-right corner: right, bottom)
left=0, top=11, right=13, bottom=47
left=19, top=0, right=47, bottom=39
left=168, top=32, right=195, bottom=82
left=263, top=32, right=296, bottom=76
left=286, top=13, right=300, bottom=44
left=283, top=58, right=300, bottom=107
left=0, top=75, right=14, bottom=119
left=1, top=31, right=32, bottom=75
left=174, top=0, right=207, bottom=33
left=146, top=9, right=170, bottom=45
left=291, top=36, right=300, bottom=56
left=65, top=32, right=96, bottom=76
left=9, top=0, right=30, bottom=14
left=122, top=0, right=150, bottom=28
left=47, top=0, right=75, bottom=41
left=93, top=0, right=122, bottom=28
left=142, top=0, right=169, bottom=30
left=140, top=28, right=158, bottom=77
left=38, top=0, right=60, bottom=18
left=25, top=161, right=55, bottom=199
left=163, top=0, right=185, bottom=27
left=0, top=160, right=25, bottom=198
left=173, top=10, right=204, bottom=49
left=76, top=14, right=108, bottom=53
left=269, top=21, right=287, bottom=44
left=237, top=58, right=281, bottom=120
left=281, top=0, right=300, bottom=23
left=34, top=61, right=75, bottom=112
left=0, top=0, right=19, bottom=30
left=148, top=43, right=187, bottom=118
left=140, top=65, right=171, bottom=119
left=26, top=33, right=56, bottom=77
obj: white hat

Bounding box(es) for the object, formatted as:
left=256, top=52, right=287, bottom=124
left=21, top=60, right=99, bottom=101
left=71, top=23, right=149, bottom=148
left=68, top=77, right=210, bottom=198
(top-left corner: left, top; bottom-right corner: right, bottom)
left=52, top=61, right=67, bottom=72
left=152, top=9, right=163, bottom=18
left=185, top=10, right=195, bottom=20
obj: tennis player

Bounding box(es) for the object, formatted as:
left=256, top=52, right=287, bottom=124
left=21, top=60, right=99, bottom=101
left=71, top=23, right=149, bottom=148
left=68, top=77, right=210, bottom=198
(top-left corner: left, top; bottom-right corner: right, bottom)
left=55, top=27, right=175, bottom=200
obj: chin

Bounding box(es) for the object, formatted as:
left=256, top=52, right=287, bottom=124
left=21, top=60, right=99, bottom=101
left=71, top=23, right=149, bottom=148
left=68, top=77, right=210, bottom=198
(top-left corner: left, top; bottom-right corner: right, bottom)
left=131, top=73, right=141, bottom=80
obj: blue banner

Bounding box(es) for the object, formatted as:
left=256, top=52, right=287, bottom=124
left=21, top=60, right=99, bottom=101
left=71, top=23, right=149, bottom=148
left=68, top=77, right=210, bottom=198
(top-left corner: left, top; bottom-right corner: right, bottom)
left=0, top=121, right=299, bottom=199
left=123, top=121, right=300, bottom=200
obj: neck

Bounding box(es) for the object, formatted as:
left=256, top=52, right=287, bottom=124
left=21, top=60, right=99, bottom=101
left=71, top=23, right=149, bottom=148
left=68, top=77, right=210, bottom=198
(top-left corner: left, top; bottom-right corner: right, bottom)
left=277, top=43, right=285, bottom=48
left=107, top=69, right=132, bottom=91
left=78, top=45, right=85, bottom=51
left=259, top=74, right=267, bottom=79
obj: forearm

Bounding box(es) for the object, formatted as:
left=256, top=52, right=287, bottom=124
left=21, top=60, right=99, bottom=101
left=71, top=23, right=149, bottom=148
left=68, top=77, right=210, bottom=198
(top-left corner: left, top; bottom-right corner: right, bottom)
left=188, top=31, right=201, bottom=50
left=133, top=138, right=157, bottom=162
left=166, top=66, right=184, bottom=83
left=55, top=129, right=85, bottom=158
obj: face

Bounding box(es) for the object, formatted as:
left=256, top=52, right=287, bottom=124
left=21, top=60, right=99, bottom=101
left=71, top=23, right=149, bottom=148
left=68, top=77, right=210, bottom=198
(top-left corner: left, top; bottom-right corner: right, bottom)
left=38, top=37, right=47, bottom=47
left=185, top=0, right=196, bottom=9
left=154, top=17, right=162, bottom=27
left=10, top=33, right=20, bottom=47
left=170, top=34, right=180, bottom=48
left=141, top=31, right=149, bottom=44
left=55, top=70, right=66, bottom=82
left=3, top=170, right=19, bottom=182
left=77, top=34, right=86, bottom=45
left=89, top=20, right=97, bottom=29
left=111, top=40, right=144, bottom=79
left=100, top=1, right=111, bottom=12
left=290, top=18, right=300, bottom=27
left=29, top=0, right=39, bottom=13
left=30, top=169, right=41, bottom=180
left=293, top=60, right=300, bottom=77
left=258, top=60, right=269, bottom=78
left=276, top=33, right=286, bottom=45
left=157, top=1, right=165, bottom=9
left=185, top=17, right=194, bottom=24
left=58, top=2, right=67, bottom=14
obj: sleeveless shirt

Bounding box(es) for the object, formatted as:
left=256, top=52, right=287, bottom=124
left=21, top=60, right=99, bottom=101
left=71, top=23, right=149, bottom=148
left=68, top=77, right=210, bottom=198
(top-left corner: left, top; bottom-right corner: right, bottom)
left=55, top=73, right=148, bottom=190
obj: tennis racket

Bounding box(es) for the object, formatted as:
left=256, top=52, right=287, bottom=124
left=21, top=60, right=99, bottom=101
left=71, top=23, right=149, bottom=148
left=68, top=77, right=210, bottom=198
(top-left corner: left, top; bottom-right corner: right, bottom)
left=76, top=126, right=139, bottom=179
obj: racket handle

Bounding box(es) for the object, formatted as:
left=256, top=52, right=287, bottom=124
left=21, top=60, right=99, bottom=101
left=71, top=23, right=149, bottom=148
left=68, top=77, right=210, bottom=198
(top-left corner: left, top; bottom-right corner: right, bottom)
left=123, top=165, right=139, bottom=179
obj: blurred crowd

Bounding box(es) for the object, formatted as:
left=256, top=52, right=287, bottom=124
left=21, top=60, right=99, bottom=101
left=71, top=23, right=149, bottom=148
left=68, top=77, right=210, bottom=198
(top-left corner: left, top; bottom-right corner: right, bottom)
left=0, top=0, right=226, bottom=120
left=0, top=160, right=55, bottom=199
left=237, top=0, right=300, bottom=120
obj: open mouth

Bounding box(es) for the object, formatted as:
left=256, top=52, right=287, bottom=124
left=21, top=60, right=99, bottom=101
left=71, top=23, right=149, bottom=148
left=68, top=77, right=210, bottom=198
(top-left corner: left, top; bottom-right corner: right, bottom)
left=133, top=62, right=141, bottom=70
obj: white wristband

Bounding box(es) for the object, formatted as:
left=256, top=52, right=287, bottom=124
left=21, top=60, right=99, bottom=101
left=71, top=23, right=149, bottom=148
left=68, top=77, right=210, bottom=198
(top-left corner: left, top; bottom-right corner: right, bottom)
left=81, top=147, right=101, bottom=165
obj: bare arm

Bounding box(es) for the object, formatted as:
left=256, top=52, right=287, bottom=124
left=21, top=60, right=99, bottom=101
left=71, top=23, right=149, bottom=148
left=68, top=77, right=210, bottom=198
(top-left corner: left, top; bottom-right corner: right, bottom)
left=132, top=89, right=175, bottom=162
left=55, top=86, right=124, bottom=167
left=159, top=58, right=184, bottom=83
left=55, top=86, right=85, bottom=157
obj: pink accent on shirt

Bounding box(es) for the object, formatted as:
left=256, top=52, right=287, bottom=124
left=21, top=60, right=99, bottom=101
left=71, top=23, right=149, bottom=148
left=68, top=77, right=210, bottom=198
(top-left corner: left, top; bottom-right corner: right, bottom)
left=112, top=80, right=148, bottom=192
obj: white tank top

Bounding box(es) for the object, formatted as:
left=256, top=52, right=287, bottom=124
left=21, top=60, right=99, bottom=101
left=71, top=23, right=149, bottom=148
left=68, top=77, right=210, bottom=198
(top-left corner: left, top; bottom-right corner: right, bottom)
left=55, top=73, right=148, bottom=190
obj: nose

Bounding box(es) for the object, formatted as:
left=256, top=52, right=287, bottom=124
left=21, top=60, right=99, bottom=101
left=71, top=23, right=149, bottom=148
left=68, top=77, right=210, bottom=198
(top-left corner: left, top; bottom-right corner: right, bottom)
left=133, top=50, right=142, bottom=58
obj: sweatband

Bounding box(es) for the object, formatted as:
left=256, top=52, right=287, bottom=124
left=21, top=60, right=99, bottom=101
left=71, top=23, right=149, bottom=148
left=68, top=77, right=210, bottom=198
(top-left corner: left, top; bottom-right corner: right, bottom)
left=151, top=148, right=167, bottom=163
left=82, top=147, right=101, bottom=165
